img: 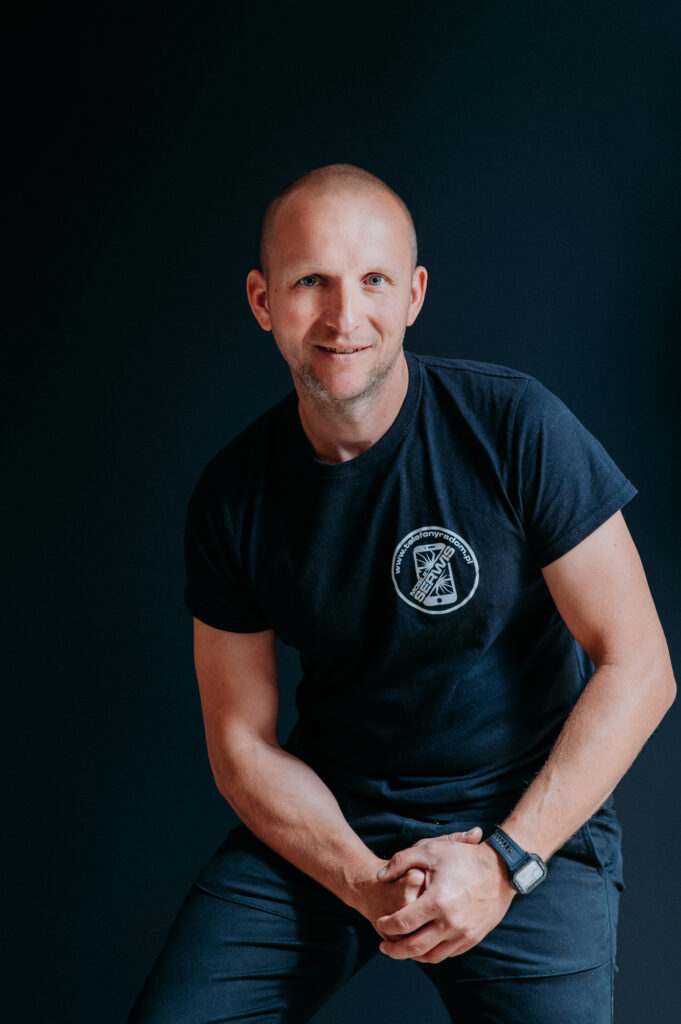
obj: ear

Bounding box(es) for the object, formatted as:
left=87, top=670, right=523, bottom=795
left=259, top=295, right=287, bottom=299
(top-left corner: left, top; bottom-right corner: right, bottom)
left=246, top=269, right=272, bottom=332
left=406, top=265, right=428, bottom=327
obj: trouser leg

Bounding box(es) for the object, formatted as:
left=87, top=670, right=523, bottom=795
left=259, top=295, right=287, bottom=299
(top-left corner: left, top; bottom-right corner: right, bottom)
left=125, top=826, right=379, bottom=1024
left=419, top=960, right=616, bottom=1024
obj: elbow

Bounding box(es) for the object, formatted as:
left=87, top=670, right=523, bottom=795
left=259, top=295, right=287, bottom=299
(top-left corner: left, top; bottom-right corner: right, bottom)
left=209, top=746, right=250, bottom=803
left=204, top=732, right=241, bottom=802
left=660, top=666, right=677, bottom=714
left=210, top=759, right=237, bottom=803
left=636, top=626, right=677, bottom=716
left=205, top=750, right=233, bottom=802
left=645, top=650, right=677, bottom=724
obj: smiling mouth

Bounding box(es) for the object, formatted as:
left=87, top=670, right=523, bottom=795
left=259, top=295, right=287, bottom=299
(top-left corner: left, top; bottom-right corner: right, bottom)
left=315, top=344, right=369, bottom=354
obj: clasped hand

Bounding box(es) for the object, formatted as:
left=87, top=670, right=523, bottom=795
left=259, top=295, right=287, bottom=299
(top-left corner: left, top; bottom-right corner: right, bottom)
left=373, top=827, right=515, bottom=964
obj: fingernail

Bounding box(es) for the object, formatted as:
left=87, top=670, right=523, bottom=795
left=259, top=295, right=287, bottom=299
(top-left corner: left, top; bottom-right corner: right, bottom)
left=377, top=866, right=387, bottom=878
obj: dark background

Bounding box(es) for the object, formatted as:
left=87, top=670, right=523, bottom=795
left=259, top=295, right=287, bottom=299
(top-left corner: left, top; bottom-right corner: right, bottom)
left=6, top=3, right=680, bottom=1022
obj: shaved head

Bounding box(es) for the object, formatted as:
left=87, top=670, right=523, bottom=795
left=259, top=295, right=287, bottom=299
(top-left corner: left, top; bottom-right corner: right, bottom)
left=259, top=163, right=418, bottom=281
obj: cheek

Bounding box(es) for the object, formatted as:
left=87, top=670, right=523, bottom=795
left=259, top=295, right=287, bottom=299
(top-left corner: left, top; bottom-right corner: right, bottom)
left=269, top=307, right=306, bottom=339
left=380, top=311, right=407, bottom=336
left=275, top=297, right=317, bottom=328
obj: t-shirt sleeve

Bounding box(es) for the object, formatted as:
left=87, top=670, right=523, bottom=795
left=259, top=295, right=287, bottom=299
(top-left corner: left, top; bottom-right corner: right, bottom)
left=510, top=378, right=638, bottom=567
left=183, top=471, right=270, bottom=632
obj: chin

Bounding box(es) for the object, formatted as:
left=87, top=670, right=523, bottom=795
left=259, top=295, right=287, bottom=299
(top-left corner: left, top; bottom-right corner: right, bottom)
left=324, top=378, right=385, bottom=406
left=293, top=364, right=366, bottom=401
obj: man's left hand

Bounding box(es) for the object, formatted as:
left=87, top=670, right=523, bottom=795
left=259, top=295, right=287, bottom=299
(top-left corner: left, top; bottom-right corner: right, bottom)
left=375, top=827, right=516, bottom=963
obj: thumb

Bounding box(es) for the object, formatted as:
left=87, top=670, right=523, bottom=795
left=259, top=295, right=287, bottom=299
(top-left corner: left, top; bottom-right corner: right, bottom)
left=449, top=826, right=484, bottom=844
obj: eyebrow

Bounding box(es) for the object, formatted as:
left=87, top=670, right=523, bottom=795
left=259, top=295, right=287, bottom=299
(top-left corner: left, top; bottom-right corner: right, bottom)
left=285, top=263, right=399, bottom=276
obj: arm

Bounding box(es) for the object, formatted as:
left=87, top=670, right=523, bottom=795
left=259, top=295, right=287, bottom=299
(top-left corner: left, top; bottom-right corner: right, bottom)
left=375, top=510, right=676, bottom=962
left=193, top=618, right=427, bottom=927
left=500, top=508, right=675, bottom=857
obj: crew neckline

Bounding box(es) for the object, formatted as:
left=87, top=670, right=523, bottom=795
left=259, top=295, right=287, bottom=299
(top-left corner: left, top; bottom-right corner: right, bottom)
left=285, top=349, right=422, bottom=478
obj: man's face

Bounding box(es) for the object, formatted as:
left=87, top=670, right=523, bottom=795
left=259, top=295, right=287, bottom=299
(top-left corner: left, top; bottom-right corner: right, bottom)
left=248, top=187, right=427, bottom=408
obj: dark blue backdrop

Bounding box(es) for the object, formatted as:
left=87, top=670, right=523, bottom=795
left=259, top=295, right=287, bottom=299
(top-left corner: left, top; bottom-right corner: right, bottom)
left=6, top=3, right=680, bottom=1022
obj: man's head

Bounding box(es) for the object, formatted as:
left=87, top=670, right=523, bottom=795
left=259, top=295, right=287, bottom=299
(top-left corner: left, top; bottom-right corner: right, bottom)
left=258, top=164, right=418, bottom=283
left=247, top=163, right=427, bottom=411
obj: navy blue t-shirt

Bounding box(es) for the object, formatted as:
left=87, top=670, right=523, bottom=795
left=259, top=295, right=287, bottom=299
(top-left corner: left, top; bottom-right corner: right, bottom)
left=184, top=350, right=637, bottom=818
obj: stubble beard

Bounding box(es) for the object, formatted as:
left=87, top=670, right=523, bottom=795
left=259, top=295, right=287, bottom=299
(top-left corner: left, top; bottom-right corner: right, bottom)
left=288, top=343, right=404, bottom=415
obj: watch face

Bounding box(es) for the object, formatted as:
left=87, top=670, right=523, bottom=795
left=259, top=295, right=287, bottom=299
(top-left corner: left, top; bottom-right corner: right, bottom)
left=515, top=858, right=546, bottom=893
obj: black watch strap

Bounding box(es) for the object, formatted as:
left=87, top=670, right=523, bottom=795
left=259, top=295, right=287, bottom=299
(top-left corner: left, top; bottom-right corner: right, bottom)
left=485, top=827, right=547, bottom=894
left=486, top=827, right=528, bottom=872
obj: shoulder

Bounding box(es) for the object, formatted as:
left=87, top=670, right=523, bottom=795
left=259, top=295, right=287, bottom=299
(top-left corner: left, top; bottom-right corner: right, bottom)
left=412, top=351, right=532, bottom=384
left=410, top=351, right=543, bottom=437
left=191, top=390, right=297, bottom=500
left=411, top=351, right=534, bottom=406
left=412, top=351, right=575, bottom=420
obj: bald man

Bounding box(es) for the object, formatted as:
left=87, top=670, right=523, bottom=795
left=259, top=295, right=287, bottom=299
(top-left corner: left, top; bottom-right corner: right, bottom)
left=126, top=164, right=675, bottom=1024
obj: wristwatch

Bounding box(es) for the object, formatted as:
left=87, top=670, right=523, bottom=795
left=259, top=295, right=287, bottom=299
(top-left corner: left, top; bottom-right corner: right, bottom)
left=485, top=827, right=547, bottom=894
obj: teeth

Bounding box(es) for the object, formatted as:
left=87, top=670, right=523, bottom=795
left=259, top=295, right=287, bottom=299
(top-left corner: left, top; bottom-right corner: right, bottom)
left=323, top=347, right=361, bottom=353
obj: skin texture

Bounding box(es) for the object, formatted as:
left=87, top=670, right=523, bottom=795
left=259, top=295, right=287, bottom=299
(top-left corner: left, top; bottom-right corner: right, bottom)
left=194, top=175, right=676, bottom=960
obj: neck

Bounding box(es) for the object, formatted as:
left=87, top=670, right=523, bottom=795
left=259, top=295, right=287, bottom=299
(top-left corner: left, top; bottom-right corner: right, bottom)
left=295, top=351, right=410, bottom=464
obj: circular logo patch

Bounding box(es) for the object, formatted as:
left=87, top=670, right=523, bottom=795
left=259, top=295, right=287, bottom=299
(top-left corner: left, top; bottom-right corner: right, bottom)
left=391, top=526, right=479, bottom=614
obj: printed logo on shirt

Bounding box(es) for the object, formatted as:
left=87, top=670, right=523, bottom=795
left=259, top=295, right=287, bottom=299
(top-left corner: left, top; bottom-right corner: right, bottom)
left=391, top=526, right=479, bottom=614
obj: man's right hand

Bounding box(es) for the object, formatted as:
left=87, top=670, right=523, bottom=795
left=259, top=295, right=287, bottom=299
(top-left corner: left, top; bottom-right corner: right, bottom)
left=352, top=866, right=428, bottom=938
left=350, top=829, right=481, bottom=940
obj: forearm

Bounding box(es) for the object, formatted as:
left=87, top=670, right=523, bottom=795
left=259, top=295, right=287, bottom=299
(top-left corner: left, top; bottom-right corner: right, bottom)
left=212, top=732, right=384, bottom=909
left=502, top=658, right=676, bottom=860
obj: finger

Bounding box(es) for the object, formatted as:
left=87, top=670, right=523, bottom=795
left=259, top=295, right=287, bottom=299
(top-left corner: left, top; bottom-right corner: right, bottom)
left=403, top=867, right=427, bottom=900
left=376, top=894, right=435, bottom=937
left=412, top=939, right=459, bottom=964
left=404, top=867, right=427, bottom=879
left=379, top=922, right=443, bottom=960
left=454, top=826, right=483, bottom=845
left=412, top=933, right=480, bottom=963
left=377, top=846, right=432, bottom=880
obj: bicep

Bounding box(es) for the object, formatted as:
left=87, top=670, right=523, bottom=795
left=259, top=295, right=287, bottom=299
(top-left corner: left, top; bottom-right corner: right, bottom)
left=193, top=618, right=280, bottom=771
left=540, top=510, right=669, bottom=673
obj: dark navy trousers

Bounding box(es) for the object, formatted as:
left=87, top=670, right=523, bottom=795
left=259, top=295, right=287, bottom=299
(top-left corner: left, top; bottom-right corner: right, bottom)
left=126, top=795, right=623, bottom=1023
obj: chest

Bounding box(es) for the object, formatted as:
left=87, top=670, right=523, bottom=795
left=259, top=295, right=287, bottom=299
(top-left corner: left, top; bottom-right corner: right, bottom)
left=238, top=451, right=535, bottom=655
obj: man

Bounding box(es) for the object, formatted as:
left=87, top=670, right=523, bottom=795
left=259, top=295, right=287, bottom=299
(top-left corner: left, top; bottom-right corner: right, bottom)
left=127, top=164, right=675, bottom=1023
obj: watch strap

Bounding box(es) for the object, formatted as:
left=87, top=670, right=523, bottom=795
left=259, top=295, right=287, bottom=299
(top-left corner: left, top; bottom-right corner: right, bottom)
left=486, top=826, right=528, bottom=871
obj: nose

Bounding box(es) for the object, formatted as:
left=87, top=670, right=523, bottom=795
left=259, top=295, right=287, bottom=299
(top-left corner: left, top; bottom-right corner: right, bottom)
left=322, top=281, right=358, bottom=335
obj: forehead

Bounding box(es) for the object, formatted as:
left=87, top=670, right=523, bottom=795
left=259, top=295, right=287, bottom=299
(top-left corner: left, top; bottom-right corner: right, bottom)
left=270, top=187, right=411, bottom=271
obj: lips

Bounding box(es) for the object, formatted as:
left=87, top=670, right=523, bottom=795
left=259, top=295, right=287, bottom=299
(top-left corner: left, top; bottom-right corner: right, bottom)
left=315, top=345, right=369, bottom=354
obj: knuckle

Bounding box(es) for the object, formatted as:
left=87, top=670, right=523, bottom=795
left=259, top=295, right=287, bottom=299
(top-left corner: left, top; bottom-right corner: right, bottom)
left=404, top=867, right=424, bottom=881
left=443, top=906, right=463, bottom=931
left=461, top=922, right=483, bottom=946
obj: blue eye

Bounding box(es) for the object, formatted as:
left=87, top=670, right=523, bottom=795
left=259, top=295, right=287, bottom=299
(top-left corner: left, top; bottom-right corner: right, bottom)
left=367, top=275, right=385, bottom=286
left=298, top=276, right=318, bottom=287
